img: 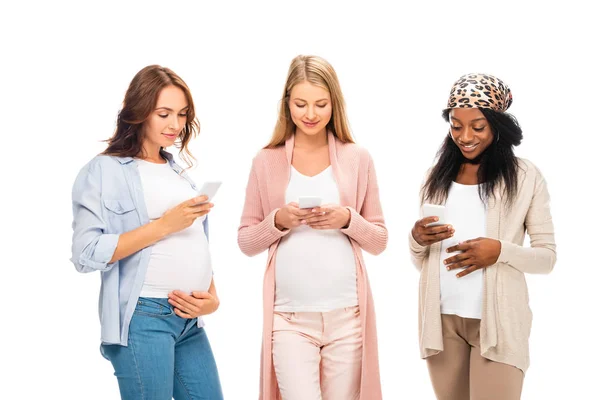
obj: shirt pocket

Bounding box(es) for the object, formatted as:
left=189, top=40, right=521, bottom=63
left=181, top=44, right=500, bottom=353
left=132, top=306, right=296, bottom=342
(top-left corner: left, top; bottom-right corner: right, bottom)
left=103, top=198, right=139, bottom=232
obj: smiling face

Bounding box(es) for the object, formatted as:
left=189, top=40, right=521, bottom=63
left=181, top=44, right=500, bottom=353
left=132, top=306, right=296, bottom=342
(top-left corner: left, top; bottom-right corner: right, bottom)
left=141, top=85, right=189, bottom=156
left=449, top=108, right=494, bottom=160
left=288, top=81, right=332, bottom=138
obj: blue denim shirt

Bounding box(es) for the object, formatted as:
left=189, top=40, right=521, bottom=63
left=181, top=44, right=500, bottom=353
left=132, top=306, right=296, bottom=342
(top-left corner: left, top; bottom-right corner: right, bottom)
left=71, top=150, right=208, bottom=346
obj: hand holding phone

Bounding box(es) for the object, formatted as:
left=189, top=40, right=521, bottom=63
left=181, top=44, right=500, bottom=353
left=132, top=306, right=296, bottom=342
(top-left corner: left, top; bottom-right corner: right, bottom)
left=411, top=203, right=454, bottom=246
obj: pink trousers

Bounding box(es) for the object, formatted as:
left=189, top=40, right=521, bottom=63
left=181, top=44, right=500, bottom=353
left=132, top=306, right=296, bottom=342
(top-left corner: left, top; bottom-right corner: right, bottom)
left=272, top=306, right=362, bottom=400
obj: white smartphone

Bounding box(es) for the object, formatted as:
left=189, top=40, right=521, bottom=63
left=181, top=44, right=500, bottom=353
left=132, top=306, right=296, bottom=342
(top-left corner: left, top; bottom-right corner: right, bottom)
left=197, top=181, right=222, bottom=204
left=422, top=203, right=446, bottom=227
left=298, top=196, right=322, bottom=209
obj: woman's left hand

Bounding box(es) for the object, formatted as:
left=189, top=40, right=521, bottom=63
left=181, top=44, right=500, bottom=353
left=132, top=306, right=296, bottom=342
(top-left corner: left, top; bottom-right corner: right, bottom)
left=444, top=237, right=501, bottom=278
left=303, top=204, right=351, bottom=230
left=168, top=290, right=220, bottom=318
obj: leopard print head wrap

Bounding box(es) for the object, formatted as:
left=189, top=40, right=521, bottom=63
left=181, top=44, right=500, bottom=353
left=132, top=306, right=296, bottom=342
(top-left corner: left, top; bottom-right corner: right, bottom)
left=446, top=73, right=513, bottom=112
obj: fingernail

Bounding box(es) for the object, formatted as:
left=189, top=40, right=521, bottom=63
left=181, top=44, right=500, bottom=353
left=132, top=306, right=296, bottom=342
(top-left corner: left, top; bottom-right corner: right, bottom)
left=434, top=217, right=439, bottom=221
left=311, top=209, right=316, bottom=212
left=447, top=267, right=450, bottom=271
left=300, top=220, right=306, bottom=224
left=322, top=212, right=326, bottom=215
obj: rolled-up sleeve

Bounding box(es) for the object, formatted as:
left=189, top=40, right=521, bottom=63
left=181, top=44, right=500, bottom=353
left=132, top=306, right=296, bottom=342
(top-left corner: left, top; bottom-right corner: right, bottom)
left=71, top=161, right=119, bottom=273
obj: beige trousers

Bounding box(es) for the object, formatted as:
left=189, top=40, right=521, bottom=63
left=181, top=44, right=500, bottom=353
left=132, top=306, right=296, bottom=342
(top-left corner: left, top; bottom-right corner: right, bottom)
left=272, top=306, right=362, bottom=400
left=427, top=314, right=524, bottom=400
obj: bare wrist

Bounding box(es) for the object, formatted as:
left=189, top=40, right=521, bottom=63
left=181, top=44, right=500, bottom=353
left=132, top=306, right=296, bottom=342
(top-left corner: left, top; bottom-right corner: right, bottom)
left=274, top=210, right=286, bottom=231
left=342, top=208, right=351, bottom=229
left=153, top=218, right=172, bottom=239
left=411, top=227, right=424, bottom=246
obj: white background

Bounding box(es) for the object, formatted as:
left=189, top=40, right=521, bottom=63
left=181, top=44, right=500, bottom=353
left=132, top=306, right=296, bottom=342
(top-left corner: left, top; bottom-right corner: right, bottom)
left=2, top=1, right=598, bottom=398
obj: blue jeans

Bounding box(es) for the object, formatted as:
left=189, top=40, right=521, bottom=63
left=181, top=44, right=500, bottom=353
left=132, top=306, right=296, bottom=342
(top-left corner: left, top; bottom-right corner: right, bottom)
left=100, top=297, right=224, bottom=400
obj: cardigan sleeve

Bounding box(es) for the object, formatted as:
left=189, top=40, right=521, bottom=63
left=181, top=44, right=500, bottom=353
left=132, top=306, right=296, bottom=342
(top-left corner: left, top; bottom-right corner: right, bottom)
left=498, top=165, right=557, bottom=274
left=409, top=230, right=429, bottom=272
left=407, top=168, right=432, bottom=271
left=340, top=153, right=388, bottom=255
left=237, top=157, right=290, bottom=257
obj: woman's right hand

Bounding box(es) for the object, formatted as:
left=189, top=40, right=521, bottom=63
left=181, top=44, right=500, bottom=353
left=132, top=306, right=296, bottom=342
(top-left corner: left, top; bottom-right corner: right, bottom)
left=411, top=217, right=454, bottom=246
left=274, top=202, right=317, bottom=231
left=158, top=195, right=213, bottom=235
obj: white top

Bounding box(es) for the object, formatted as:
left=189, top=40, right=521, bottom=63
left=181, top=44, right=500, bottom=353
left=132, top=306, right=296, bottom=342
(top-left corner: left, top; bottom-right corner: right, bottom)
left=137, top=159, right=212, bottom=298
left=439, top=182, right=486, bottom=319
left=274, top=166, right=358, bottom=312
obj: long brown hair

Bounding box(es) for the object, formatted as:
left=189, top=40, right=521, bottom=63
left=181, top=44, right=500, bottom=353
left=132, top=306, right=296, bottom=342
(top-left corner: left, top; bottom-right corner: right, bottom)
left=265, top=55, right=354, bottom=148
left=103, top=65, right=199, bottom=167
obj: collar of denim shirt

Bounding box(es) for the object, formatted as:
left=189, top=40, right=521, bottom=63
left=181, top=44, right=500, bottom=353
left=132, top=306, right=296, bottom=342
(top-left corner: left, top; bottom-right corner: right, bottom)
left=115, top=148, right=174, bottom=163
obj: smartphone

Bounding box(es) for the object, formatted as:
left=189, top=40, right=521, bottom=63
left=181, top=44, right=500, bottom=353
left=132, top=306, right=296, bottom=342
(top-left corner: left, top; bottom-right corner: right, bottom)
left=298, top=196, right=322, bottom=209
left=422, top=203, right=446, bottom=227
left=197, top=181, right=222, bottom=204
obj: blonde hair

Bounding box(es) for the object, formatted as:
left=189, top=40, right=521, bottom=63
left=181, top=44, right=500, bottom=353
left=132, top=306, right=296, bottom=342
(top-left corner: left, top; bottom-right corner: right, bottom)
left=265, top=55, right=354, bottom=148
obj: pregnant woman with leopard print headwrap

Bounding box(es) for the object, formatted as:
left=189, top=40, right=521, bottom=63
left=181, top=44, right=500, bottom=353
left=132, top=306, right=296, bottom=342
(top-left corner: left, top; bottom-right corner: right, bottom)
left=409, top=73, right=557, bottom=400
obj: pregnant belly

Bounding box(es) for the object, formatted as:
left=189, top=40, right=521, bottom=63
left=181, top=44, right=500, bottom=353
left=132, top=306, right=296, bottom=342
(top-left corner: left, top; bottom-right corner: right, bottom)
left=142, top=235, right=212, bottom=296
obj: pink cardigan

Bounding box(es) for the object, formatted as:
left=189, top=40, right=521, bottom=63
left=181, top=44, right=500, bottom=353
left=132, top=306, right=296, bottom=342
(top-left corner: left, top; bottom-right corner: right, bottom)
left=238, top=132, right=387, bottom=400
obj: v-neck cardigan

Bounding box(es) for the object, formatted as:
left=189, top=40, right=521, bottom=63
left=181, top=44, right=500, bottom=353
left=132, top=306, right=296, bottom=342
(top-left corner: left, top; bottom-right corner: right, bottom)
left=409, top=158, right=556, bottom=373
left=238, top=132, right=387, bottom=400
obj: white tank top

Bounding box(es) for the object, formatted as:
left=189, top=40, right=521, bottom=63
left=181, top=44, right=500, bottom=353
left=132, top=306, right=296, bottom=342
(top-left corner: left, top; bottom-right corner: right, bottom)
left=439, top=182, right=486, bottom=319
left=274, top=165, right=358, bottom=312
left=137, top=159, right=212, bottom=298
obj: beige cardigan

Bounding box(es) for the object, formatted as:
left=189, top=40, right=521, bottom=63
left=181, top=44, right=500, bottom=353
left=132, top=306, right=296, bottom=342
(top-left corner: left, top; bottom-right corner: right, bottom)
left=409, top=158, right=556, bottom=372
